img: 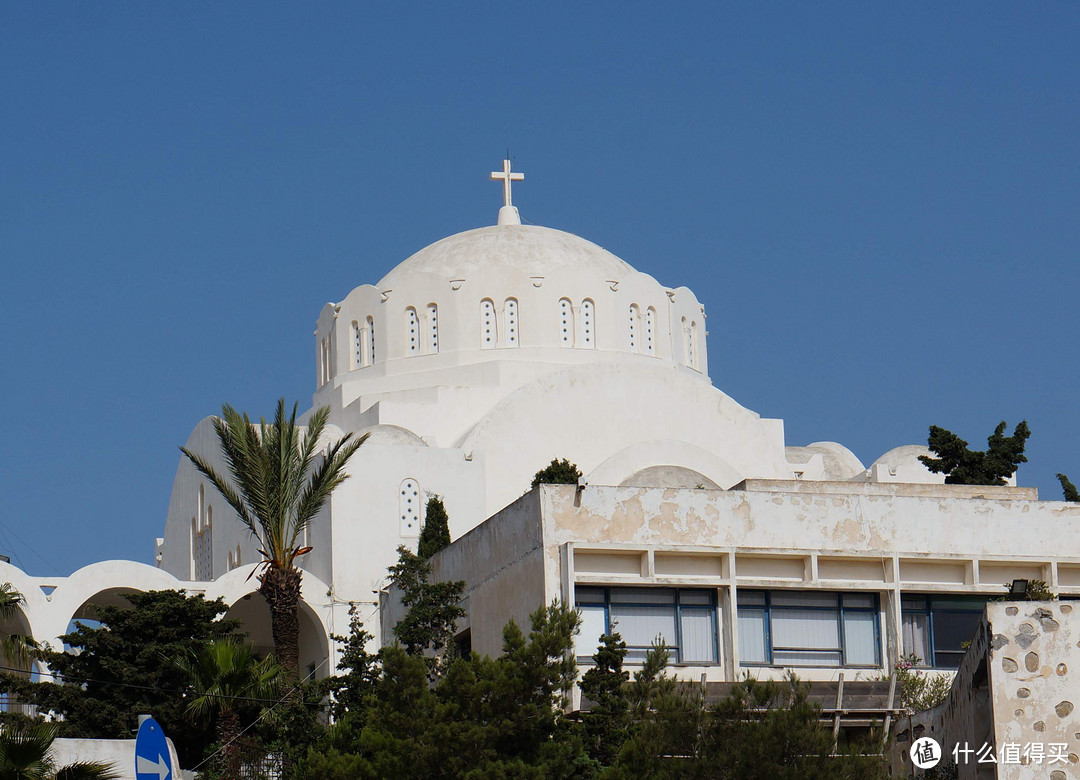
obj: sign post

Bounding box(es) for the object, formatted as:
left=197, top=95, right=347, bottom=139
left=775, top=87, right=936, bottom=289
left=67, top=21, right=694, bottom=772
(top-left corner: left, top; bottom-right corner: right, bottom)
left=134, top=717, right=173, bottom=780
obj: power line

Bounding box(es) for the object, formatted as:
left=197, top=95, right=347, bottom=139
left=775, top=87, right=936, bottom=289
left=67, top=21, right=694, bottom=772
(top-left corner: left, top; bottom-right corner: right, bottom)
left=0, top=662, right=327, bottom=707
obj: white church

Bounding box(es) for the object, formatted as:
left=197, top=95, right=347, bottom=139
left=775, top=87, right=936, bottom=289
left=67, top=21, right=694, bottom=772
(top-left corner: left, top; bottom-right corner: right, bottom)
left=4, top=161, right=1079, bottom=700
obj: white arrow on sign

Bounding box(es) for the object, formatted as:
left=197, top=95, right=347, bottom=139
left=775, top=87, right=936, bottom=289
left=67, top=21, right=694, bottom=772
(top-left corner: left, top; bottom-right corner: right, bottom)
left=136, top=753, right=171, bottom=780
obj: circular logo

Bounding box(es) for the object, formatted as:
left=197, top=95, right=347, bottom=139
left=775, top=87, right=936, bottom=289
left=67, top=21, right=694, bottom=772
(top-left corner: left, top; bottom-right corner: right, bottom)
left=910, top=737, right=942, bottom=769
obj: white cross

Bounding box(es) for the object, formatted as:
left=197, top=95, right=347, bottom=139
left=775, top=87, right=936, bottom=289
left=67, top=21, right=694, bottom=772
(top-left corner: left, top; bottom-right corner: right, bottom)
left=490, top=158, right=524, bottom=207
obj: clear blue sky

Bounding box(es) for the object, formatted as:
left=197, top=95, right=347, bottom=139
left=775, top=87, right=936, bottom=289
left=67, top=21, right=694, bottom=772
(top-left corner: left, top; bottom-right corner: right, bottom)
left=2, top=4, right=1077, bottom=576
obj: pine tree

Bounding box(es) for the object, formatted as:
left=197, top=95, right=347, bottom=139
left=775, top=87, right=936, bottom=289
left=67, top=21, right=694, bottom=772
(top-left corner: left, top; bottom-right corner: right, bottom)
left=579, top=632, right=630, bottom=767
left=919, top=420, right=1030, bottom=485
left=386, top=546, right=465, bottom=676
left=417, top=496, right=451, bottom=560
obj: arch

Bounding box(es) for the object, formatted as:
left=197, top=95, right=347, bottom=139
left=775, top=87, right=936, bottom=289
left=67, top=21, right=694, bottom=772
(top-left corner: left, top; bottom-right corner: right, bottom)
left=503, top=298, right=519, bottom=347
left=645, top=307, right=656, bottom=355
left=580, top=299, right=595, bottom=348
left=558, top=298, right=573, bottom=347
left=43, top=560, right=180, bottom=646
left=426, top=303, right=439, bottom=354
left=204, top=564, right=335, bottom=679
left=480, top=299, right=497, bottom=349
left=619, top=465, right=720, bottom=489
left=586, top=440, right=743, bottom=491
left=221, top=594, right=330, bottom=680
left=0, top=563, right=49, bottom=641
left=405, top=307, right=420, bottom=355
left=400, top=478, right=421, bottom=536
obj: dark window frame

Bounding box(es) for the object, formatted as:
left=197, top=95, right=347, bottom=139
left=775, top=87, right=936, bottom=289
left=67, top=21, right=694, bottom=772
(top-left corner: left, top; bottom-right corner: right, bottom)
left=901, top=594, right=989, bottom=669
left=575, top=586, right=720, bottom=665
left=738, top=590, right=881, bottom=669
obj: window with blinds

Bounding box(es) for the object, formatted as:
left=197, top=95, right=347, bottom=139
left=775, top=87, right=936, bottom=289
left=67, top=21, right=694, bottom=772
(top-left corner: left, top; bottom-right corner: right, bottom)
left=575, top=586, right=718, bottom=664
left=737, top=590, right=880, bottom=668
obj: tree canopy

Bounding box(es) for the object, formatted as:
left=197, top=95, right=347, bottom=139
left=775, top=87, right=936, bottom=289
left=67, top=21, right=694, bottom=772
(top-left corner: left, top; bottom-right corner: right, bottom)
left=302, top=595, right=888, bottom=779
left=531, top=458, right=583, bottom=488
left=1058, top=473, right=1079, bottom=502
left=0, top=590, right=238, bottom=768
left=918, top=420, right=1030, bottom=485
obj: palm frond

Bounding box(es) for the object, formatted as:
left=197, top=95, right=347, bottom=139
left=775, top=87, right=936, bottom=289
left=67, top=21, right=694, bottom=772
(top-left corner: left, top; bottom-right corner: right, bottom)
left=0, top=721, right=58, bottom=779
left=54, top=762, right=121, bottom=780
left=0, top=633, right=39, bottom=669
left=179, top=446, right=258, bottom=538
left=291, top=432, right=369, bottom=560
left=0, top=583, right=24, bottom=620
left=174, top=638, right=282, bottom=723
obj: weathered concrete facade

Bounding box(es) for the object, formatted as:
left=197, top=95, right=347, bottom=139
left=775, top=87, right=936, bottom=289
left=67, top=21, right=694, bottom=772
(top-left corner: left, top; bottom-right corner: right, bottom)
left=387, top=483, right=1080, bottom=684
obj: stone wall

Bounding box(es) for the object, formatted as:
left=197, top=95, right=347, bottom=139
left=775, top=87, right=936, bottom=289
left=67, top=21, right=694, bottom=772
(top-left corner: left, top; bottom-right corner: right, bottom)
left=988, top=600, right=1079, bottom=779
left=890, top=601, right=1080, bottom=779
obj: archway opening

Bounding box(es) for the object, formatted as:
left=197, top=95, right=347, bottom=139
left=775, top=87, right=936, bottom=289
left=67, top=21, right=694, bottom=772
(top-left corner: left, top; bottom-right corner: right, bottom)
left=223, top=594, right=330, bottom=681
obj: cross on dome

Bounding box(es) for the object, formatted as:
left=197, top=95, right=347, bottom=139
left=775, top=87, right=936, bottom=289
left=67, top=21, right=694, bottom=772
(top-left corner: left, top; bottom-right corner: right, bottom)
left=490, top=158, right=524, bottom=226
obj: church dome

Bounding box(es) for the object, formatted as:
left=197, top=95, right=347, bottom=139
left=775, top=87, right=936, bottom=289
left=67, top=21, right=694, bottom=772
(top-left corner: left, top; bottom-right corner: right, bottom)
left=377, top=225, right=636, bottom=289
left=314, top=168, right=711, bottom=391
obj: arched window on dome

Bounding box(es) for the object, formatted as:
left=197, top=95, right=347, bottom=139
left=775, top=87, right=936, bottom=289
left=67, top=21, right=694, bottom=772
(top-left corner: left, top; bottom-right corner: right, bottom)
left=352, top=320, right=363, bottom=369
left=227, top=544, right=242, bottom=572
left=689, top=320, right=699, bottom=371
left=504, top=298, right=519, bottom=347
left=400, top=478, right=421, bottom=536
left=682, top=316, right=695, bottom=368
left=190, top=517, right=198, bottom=581
left=480, top=299, right=497, bottom=349
left=581, top=299, right=595, bottom=348
left=320, top=333, right=334, bottom=384
left=367, top=316, right=376, bottom=364
left=192, top=485, right=213, bottom=581
left=405, top=307, right=420, bottom=355
left=645, top=307, right=656, bottom=355
left=559, top=298, right=573, bottom=347
left=629, top=304, right=641, bottom=352
left=427, top=303, right=439, bottom=354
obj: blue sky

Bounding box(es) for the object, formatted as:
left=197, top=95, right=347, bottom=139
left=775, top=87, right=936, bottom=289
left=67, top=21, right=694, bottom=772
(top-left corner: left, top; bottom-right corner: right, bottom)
left=2, top=4, right=1077, bottom=576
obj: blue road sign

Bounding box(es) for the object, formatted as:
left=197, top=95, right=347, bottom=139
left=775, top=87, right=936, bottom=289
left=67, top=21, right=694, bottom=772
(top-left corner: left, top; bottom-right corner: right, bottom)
left=134, top=717, right=173, bottom=780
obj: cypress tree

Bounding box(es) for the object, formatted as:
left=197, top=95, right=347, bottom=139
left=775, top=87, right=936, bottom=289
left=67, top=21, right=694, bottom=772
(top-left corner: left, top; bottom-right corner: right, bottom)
left=417, top=495, right=451, bottom=559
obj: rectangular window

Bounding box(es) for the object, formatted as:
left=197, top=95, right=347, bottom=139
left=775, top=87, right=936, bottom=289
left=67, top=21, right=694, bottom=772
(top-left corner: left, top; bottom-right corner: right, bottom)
left=737, top=590, right=881, bottom=669
left=901, top=594, right=988, bottom=668
left=575, top=586, right=719, bottom=664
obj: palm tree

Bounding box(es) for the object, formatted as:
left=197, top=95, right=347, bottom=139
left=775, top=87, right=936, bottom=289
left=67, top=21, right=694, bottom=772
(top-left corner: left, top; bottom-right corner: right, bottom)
left=174, top=638, right=281, bottom=777
left=180, top=399, right=366, bottom=685
left=0, top=721, right=119, bottom=779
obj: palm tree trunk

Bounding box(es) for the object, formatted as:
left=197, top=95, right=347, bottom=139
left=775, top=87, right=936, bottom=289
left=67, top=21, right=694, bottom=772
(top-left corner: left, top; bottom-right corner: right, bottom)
left=217, top=707, right=242, bottom=780
left=260, top=565, right=302, bottom=687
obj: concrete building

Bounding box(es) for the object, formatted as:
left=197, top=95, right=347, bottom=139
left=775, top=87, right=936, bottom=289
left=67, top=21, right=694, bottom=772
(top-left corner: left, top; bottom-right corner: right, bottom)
left=384, top=482, right=1080, bottom=690
left=3, top=160, right=1077, bottom=705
